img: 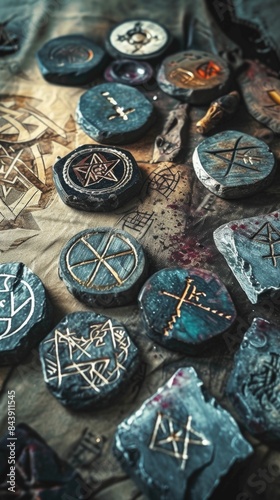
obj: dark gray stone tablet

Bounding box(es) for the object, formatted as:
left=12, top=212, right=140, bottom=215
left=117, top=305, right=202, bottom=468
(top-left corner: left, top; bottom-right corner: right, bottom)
left=36, top=34, right=107, bottom=86
left=226, top=317, right=280, bottom=443
left=76, top=82, right=155, bottom=144
left=0, top=262, right=52, bottom=365
left=114, top=367, right=252, bottom=500
left=138, top=267, right=236, bottom=354
left=213, top=211, right=280, bottom=303
left=59, top=227, right=148, bottom=307
left=192, top=130, right=276, bottom=199
left=39, top=311, right=139, bottom=410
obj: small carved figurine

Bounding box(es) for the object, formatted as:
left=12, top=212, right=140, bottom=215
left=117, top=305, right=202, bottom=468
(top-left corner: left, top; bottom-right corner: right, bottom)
left=196, top=91, right=240, bottom=134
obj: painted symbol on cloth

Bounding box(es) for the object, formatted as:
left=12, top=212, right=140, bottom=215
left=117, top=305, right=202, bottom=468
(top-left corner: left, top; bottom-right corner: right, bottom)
left=72, top=152, right=120, bottom=187
left=161, top=278, right=232, bottom=336
left=204, top=136, right=262, bottom=177
left=49, top=44, right=94, bottom=66
left=149, top=412, right=210, bottom=470
left=69, top=427, right=106, bottom=469
left=0, top=274, right=35, bottom=340
left=101, top=91, right=135, bottom=121
left=116, top=21, right=158, bottom=53
left=66, top=231, right=137, bottom=290
left=196, top=60, right=221, bottom=79
left=147, top=166, right=180, bottom=198
left=243, top=353, right=280, bottom=411
left=43, top=320, right=131, bottom=391
left=119, top=210, right=154, bottom=239
left=250, top=221, right=280, bottom=267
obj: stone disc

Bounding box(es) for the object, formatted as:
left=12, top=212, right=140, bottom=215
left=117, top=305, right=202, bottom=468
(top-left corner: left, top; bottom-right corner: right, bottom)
left=59, top=227, right=148, bottom=307
left=192, top=130, right=276, bottom=199
left=138, top=266, right=236, bottom=354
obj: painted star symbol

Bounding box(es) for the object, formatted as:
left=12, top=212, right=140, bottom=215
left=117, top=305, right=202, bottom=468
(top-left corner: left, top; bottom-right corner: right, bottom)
left=73, top=152, right=120, bottom=187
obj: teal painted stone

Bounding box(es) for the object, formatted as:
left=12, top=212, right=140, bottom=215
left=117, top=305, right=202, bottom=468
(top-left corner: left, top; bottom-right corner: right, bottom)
left=39, top=311, right=139, bottom=410
left=138, top=267, right=236, bottom=354
left=76, top=82, right=155, bottom=144
left=213, top=211, right=280, bottom=303
left=226, top=318, right=280, bottom=443
left=53, top=144, right=142, bottom=212
left=59, top=227, right=148, bottom=307
left=114, top=367, right=252, bottom=500
left=192, top=130, right=276, bottom=199
left=0, top=262, right=52, bottom=365
left=37, top=34, right=107, bottom=86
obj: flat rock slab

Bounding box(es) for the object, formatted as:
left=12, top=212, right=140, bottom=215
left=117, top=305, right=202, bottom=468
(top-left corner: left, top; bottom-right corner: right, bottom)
left=53, top=144, right=142, bottom=212
left=138, top=267, right=236, bottom=354
left=157, top=50, right=231, bottom=105
left=226, top=317, right=280, bottom=443
left=213, top=211, right=280, bottom=303
left=36, top=34, right=107, bottom=85
left=114, top=367, right=252, bottom=500
left=59, top=227, right=148, bottom=307
left=39, top=311, right=139, bottom=410
left=76, top=82, right=155, bottom=144
left=192, top=130, right=275, bottom=199
left=0, top=423, right=86, bottom=498
left=0, top=262, right=52, bottom=365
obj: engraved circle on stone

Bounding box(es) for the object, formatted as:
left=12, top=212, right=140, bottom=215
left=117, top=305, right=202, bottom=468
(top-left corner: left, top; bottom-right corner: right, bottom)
left=166, top=51, right=227, bottom=89
left=247, top=331, right=267, bottom=348
left=49, top=43, right=94, bottom=66
left=110, top=20, right=168, bottom=56
left=63, top=147, right=133, bottom=195
left=66, top=231, right=138, bottom=290
left=0, top=273, right=35, bottom=340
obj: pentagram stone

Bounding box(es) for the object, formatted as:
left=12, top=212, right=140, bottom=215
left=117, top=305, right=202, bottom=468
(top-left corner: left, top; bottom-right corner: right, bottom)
left=105, top=19, right=172, bottom=61
left=76, top=82, right=155, bottom=144
left=157, top=50, right=231, bottom=104
left=104, top=59, right=153, bottom=86
left=113, top=367, right=252, bottom=500
left=138, top=267, right=236, bottom=354
left=59, top=227, right=148, bottom=307
left=226, top=318, right=280, bottom=443
left=0, top=262, right=52, bottom=365
left=36, top=35, right=107, bottom=86
left=53, top=144, right=142, bottom=212
left=0, top=423, right=86, bottom=498
left=192, top=130, right=276, bottom=199
left=39, top=311, right=139, bottom=409
left=213, top=211, right=280, bottom=304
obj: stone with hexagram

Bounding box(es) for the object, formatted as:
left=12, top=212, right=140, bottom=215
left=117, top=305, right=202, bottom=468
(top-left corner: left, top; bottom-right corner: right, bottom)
left=138, top=266, right=236, bottom=354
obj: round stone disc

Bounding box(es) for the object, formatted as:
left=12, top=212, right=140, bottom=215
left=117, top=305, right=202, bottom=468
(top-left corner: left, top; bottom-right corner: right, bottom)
left=76, top=82, right=155, bottom=144
left=36, top=35, right=107, bottom=85
left=192, top=130, right=276, bottom=199
left=157, top=50, right=231, bottom=104
left=138, top=267, right=236, bottom=354
left=59, top=227, right=148, bottom=307
left=104, top=59, right=153, bottom=86
left=105, top=19, right=171, bottom=60
left=53, top=144, right=142, bottom=212
left=39, top=311, right=139, bottom=410
left=0, top=262, right=52, bottom=365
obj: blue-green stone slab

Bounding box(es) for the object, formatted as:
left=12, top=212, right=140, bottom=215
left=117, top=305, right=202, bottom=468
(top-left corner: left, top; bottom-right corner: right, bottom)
left=36, top=34, right=107, bottom=86
left=39, top=311, right=139, bottom=410
left=213, top=211, right=280, bottom=303
left=192, top=130, right=276, bottom=199
left=0, top=262, right=52, bottom=365
left=59, top=227, right=148, bottom=307
left=157, top=50, right=231, bottom=105
left=113, top=367, right=252, bottom=500
left=76, top=82, right=155, bottom=145
left=226, top=317, right=280, bottom=443
left=53, top=144, right=142, bottom=212
left=0, top=423, right=86, bottom=498
left=138, top=267, right=236, bottom=354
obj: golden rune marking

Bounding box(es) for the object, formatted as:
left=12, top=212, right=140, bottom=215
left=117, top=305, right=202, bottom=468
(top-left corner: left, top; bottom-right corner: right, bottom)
left=161, top=278, right=232, bottom=336
left=267, top=90, right=280, bottom=106
left=169, top=67, right=194, bottom=85
left=101, top=91, right=135, bottom=121
left=250, top=221, right=280, bottom=267
left=149, top=412, right=210, bottom=470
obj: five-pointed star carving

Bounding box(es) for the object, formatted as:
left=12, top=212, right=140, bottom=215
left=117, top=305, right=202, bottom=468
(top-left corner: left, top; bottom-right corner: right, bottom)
left=73, top=152, right=120, bottom=187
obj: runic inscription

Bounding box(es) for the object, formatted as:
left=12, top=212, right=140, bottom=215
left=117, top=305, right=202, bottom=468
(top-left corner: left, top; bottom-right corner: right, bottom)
left=101, top=91, right=135, bottom=121
left=72, top=152, right=120, bottom=187
left=250, top=222, right=280, bottom=267
left=243, top=353, right=280, bottom=411
left=50, top=44, right=94, bottom=66
left=149, top=412, right=210, bottom=470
